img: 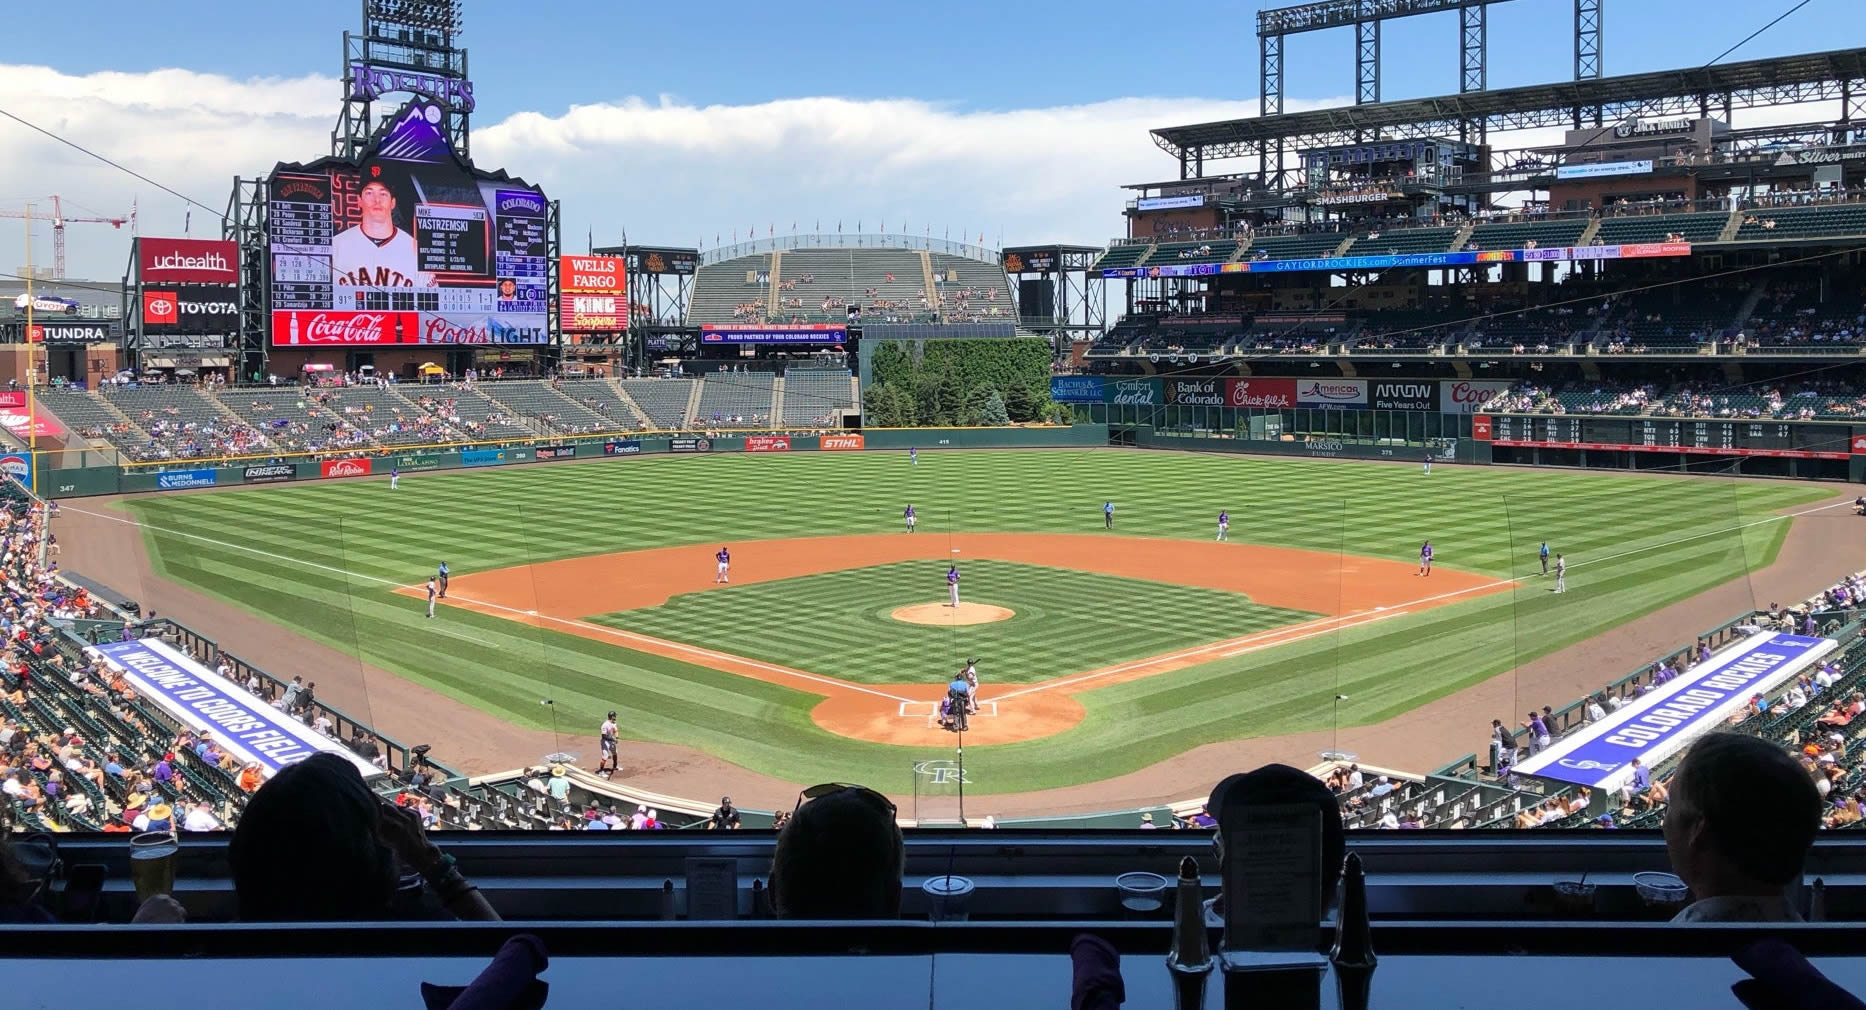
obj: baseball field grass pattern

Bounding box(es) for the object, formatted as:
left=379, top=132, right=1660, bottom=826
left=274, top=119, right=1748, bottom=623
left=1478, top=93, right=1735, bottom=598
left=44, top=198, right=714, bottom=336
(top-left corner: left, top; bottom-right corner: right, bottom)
left=120, top=450, right=1822, bottom=793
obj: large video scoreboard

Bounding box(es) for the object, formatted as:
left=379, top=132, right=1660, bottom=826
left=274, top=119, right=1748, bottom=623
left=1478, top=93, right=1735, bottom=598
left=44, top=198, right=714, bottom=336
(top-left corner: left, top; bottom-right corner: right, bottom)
left=1482, top=415, right=1853, bottom=460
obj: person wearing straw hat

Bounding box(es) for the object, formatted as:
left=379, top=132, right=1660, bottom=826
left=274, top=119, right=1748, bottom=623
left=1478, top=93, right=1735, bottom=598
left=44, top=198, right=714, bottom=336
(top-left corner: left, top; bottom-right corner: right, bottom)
left=547, top=764, right=570, bottom=805
left=144, top=803, right=174, bottom=834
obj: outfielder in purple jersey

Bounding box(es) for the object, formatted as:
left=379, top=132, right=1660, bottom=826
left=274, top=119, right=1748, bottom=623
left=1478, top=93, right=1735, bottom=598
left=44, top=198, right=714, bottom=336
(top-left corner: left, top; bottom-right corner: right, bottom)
left=1217, top=510, right=1230, bottom=542
left=1418, top=541, right=1433, bottom=577
left=904, top=504, right=917, bottom=533
left=715, top=547, right=731, bottom=584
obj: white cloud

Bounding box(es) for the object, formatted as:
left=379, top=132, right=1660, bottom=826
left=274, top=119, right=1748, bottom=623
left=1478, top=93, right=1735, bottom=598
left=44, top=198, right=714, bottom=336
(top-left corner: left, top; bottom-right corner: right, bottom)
left=0, top=61, right=1313, bottom=280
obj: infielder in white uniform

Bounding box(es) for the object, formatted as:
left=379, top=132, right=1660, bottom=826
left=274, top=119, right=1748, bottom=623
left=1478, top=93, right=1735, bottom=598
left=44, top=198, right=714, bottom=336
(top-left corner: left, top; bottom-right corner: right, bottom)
left=330, top=173, right=436, bottom=289
left=1554, top=553, right=1567, bottom=594
left=963, top=659, right=980, bottom=714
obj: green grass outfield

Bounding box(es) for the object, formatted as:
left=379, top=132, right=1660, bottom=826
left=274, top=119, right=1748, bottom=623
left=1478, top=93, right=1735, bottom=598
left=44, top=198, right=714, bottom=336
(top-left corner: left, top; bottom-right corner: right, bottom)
left=591, top=560, right=1317, bottom=685
left=115, top=449, right=1828, bottom=794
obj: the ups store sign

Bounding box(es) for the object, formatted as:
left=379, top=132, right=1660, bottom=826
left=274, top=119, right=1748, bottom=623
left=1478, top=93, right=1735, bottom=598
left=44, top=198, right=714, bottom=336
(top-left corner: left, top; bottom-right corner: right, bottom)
left=1370, top=380, right=1439, bottom=411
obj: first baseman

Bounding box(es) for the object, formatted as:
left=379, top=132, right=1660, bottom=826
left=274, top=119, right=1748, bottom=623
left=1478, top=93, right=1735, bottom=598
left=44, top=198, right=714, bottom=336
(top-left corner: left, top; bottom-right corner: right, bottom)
left=715, top=546, right=731, bottom=583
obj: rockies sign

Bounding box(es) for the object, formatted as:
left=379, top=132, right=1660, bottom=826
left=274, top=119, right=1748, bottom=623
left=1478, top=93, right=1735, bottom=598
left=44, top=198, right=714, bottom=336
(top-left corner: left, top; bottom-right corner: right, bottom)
left=142, top=286, right=239, bottom=335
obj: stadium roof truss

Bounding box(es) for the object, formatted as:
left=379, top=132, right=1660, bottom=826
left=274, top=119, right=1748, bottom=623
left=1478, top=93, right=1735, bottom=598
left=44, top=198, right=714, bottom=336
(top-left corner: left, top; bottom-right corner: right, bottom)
left=1155, top=45, right=1866, bottom=170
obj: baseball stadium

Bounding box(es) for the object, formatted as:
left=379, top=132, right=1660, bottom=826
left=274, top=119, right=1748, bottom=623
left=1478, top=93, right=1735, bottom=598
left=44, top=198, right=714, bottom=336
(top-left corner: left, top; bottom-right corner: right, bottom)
left=3, top=0, right=1866, bottom=995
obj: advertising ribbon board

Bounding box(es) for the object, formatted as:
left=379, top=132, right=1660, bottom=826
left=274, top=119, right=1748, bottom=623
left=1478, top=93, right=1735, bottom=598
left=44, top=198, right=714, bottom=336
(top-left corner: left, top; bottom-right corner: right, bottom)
left=1295, top=379, right=1367, bottom=408
left=746, top=436, right=791, bottom=453
left=1512, top=632, right=1835, bottom=792
left=603, top=440, right=643, bottom=455
left=90, top=638, right=381, bottom=779
left=461, top=448, right=509, bottom=467
left=1369, top=381, right=1440, bottom=411
left=319, top=458, right=373, bottom=479
left=670, top=437, right=712, bottom=454
left=1050, top=376, right=1104, bottom=404
left=1105, top=378, right=1160, bottom=407
left=1441, top=380, right=1513, bottom=414
left=242, top=464, right=296, bottom=485
left=157, top=469, right=216, bottom=490
left=533, top=444, right=576, bottom=460
left=394, top=454, right=443, bottom=472
left=819, top=434, right=865, bottom=451
left=1225, top=378, right=1298, bottom=409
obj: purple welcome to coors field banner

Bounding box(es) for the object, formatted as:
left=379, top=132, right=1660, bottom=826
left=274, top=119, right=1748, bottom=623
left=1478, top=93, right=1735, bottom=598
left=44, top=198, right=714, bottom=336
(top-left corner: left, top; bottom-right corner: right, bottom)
left=1512, top=631, right=1834, bottom=791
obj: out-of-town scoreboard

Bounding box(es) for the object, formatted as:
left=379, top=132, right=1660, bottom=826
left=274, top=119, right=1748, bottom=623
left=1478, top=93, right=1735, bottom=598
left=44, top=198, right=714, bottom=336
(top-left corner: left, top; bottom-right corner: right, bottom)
left=1477, top=415, right=1855, bottom=460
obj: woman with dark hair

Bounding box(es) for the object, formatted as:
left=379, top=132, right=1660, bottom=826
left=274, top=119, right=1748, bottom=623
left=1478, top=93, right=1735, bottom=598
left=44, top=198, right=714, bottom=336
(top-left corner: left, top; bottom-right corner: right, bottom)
left=227, top=752, right=498, bottom=922
left=0, top=839, right=51, bottom=923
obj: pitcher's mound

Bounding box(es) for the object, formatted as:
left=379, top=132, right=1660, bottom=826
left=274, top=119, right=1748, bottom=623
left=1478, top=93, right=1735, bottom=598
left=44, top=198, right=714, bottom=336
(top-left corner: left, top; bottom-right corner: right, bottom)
left=891, top=602, right=1015, bottom=626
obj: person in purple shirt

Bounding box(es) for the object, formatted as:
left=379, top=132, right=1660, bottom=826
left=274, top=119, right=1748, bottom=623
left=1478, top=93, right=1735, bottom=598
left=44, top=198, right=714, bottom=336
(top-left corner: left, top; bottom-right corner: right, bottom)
left=903, top=504, right=916, bottom=533
left=152, top=758, right=173, bottom=784
left=1526, top=711, right=1551, bottom=754
left=714, top=547, right=731, bottom=584
left=1216, top=511, right=1229, bottom=542
left=1630, top=757, right=1652, bottom=798
left=947, top=565, right=961, bottom=608
left=1417, top=541, right=1433, bottom=577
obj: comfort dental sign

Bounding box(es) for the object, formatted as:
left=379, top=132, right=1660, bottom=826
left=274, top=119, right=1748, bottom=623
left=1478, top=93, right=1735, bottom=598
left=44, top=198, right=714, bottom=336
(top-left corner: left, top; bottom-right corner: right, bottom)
left=1513, top=631, right=1833, bottom=791
left=90, top=638, right=380, bottom=778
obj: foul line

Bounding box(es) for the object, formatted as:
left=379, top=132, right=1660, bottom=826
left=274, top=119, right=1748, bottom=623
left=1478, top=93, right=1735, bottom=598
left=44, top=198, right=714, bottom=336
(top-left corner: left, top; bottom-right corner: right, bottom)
left=61, top=503, right=915, bottom=705
left=59, top=497, right=1852, bottom=711
left=992, top=498, right=1855, bottom=703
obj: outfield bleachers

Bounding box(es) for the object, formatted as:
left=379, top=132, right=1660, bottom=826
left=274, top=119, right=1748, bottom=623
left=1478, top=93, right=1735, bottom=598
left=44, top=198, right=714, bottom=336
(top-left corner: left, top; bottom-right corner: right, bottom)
left=482, top=380, right=616, bottom=436
left=101, top=385, right=273, bottom=461
left=221, top=388, right=372, bottom=454
left=405, top=385, right=536, bottom=441
left=1089, top=244, right=1152, bottom=270
left=1243, top=231, right=1348, bottom=260
left=318, top=386, right=465, bottom=446
left=557, top=379, right=645, bottom=431
left=34, top=387, right=148, bottom=455
left=693, top=370, right=775, bottom=427
left=1593, top=211, right=1729, bottom=245
left=1735, top=203, right=1866, bottom=242
left=688, top=253, right=773, bottom=325
left=781, top=368, right=855, bottom=425
left=928, top=253, right=1014, bottom=322
left=1464, top=218, right=1592, bottom=251
left=1346, top=226, right=1460, bottom=257
left=617, top=379, right=695, bottom=430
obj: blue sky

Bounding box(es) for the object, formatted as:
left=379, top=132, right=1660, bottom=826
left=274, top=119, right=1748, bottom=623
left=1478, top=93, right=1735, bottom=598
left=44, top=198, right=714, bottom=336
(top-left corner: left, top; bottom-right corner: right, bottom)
left=1, top=0, right=1861, bottom=279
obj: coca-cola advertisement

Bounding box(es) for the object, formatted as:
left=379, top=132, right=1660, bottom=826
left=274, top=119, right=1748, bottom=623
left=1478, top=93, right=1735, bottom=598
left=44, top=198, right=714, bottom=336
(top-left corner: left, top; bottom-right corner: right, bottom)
left=1224, top=378, right=1297, bottom=408
left=273, top=311, right=420, bottom=346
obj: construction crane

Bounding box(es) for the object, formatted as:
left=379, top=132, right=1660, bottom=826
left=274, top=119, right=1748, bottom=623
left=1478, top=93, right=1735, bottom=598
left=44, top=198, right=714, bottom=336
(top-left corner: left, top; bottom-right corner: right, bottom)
left=0, top=196, right=132, bottom=279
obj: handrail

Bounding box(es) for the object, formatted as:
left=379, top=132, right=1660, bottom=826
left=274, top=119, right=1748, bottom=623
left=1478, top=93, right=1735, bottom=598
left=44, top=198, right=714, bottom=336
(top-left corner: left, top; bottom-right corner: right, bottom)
left=699, top=233, right=1001, bottom=267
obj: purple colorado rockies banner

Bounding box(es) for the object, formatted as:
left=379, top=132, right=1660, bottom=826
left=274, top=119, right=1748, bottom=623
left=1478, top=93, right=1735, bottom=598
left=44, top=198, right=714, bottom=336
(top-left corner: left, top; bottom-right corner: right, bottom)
left=90, top=638, right=381, bottom=778
left=1513, top=631, right=1834, bottom=791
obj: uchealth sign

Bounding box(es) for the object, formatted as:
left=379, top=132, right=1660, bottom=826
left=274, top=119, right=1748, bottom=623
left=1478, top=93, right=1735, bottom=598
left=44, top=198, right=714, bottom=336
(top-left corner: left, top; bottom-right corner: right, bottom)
left=1440, top=380, right=1513, bottom=414
left=1370, top=380, right=1439, bottom=411
left=1225, top=378, right=1297, bottom=409
left=0, top=392, right=66, bottom=440
left=139, top=237, right=238, bottom=284
left=320, top=458, right=373, bottom=479
left=1295, top=379, right=1367, bottom=408
left=819, top=434, right=865, bottom=451
left=746, top=436, right=792, bottom=453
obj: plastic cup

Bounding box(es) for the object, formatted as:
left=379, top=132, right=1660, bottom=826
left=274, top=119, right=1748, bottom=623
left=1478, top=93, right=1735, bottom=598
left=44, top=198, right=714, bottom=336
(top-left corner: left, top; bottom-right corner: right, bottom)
left=1551, top=879, right=1598, bottom=918
left=1116, top=870, right=1169, bottom=919
left=128, top=831, right=178, bottom=902
left=923, top=874, right=975, bottom=922
left=1632, top=871, right=1690, bottom=915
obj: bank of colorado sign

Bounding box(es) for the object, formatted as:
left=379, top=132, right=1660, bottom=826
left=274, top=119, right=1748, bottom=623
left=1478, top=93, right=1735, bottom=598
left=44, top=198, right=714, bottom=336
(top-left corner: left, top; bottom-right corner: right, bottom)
left=1370, top=381, right=1439, bottom=411
left=1164, top=378, right=1226, bottom=406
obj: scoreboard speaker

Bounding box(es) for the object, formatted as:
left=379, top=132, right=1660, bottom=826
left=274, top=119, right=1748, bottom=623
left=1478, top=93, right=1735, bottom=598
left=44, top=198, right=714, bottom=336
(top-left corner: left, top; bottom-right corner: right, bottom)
left=1018, top=278, right=1055, bottom=321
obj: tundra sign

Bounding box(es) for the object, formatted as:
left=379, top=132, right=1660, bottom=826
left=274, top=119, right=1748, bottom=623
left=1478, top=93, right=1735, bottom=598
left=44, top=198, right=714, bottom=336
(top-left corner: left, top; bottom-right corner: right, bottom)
left=1370, top=381, right=1439, bottom=411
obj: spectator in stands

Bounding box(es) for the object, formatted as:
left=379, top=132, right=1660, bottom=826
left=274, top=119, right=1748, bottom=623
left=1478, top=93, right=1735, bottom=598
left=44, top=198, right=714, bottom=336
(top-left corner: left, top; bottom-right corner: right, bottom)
left=1202, top=764, right=1346, bottom=927
left=228, top=752, right=499, bottom=922
left=1664, top=732, right=1821, bottom=922
left=769, top=784, right=903, bottom=919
